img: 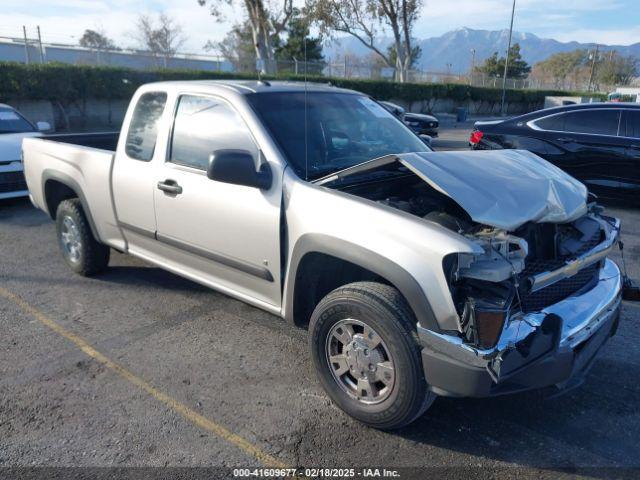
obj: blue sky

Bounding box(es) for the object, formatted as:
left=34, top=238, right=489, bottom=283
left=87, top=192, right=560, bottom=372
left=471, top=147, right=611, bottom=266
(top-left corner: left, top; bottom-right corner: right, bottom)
left=1, top=0, right=639, bottom=54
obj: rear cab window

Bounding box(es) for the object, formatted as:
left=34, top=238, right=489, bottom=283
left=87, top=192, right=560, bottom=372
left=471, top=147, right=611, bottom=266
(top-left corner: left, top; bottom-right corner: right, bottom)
left=125, top=92, right=168, bottom=161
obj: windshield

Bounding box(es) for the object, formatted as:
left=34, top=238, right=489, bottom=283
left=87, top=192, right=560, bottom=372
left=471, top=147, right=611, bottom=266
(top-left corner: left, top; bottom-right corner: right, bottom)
left=0, top=107, right=35, bottom=133
left=247, top=92, right=429, bottom=180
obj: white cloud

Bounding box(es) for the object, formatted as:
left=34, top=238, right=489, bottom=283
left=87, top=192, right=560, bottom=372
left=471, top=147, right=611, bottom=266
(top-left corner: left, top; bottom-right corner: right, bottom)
left=554, top=27, right=640, bottom=45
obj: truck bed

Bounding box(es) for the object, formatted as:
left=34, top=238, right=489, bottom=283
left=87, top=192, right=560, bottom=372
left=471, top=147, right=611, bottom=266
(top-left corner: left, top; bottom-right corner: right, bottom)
left=22, top=133, right=126, bottom=251
left=42, top=132, right=120, bottom=151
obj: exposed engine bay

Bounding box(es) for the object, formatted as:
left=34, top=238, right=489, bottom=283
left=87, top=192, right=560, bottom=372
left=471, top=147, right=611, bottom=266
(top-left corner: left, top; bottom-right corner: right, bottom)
left=336, top=168, right=613, bottom=350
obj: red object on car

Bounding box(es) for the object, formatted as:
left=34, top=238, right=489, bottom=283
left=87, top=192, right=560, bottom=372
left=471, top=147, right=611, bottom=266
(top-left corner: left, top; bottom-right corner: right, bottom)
left=469, top=130, right=484, bottom=145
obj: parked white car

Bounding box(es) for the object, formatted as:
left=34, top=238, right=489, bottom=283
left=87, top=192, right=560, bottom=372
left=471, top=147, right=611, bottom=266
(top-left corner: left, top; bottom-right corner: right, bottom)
left=0, top=104, right=50, bottom=200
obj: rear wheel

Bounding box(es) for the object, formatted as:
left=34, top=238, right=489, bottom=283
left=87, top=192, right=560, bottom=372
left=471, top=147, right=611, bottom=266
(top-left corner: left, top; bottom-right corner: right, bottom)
left=56, top=199, right=110, bottom=276
left=309, top=281, right=435, bottom=429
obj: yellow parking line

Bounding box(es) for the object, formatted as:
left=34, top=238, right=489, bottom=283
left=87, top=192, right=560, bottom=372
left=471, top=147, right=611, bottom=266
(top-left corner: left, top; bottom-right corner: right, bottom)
left=0, top=286, right=288, bottom=469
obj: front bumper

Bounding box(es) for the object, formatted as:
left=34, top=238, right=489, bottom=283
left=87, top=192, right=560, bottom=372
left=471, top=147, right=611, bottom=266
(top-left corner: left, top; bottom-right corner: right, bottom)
left=419, top=259, right=622, bottom=397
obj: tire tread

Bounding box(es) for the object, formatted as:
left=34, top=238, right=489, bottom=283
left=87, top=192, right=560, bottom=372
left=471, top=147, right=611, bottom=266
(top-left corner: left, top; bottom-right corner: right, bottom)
left=310, top=281, right=435, bottom=429
left=56, top=199, right=110, bottom=276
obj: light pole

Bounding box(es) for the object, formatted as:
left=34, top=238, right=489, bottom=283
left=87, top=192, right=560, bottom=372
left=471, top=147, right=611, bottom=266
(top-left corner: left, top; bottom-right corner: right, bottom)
left=587, top=44, right=599, bottom=92
left=500, top=0, right=516, bottom=116
left=469, top=48, right=476, bottom=85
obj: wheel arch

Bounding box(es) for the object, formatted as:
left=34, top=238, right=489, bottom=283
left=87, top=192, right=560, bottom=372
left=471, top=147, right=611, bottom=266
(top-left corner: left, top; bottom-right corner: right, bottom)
left=284, top=234, right=439, bottom=332
left=42, top=169, right=101, bottom=241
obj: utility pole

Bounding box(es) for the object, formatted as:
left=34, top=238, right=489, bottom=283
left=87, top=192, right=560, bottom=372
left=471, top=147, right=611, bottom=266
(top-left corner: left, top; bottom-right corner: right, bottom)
left=22, top=26, right=30, bottom=64
left=500, top=0, right=516, bottom=116
left=36, top=25, right=45, bottom=63
left=587, top=44, right=599, bottom=92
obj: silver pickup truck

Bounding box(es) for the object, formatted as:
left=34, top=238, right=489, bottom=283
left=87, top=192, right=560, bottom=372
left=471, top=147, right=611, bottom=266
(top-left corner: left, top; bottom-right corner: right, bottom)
left=23, top=81, right=622, bottom=429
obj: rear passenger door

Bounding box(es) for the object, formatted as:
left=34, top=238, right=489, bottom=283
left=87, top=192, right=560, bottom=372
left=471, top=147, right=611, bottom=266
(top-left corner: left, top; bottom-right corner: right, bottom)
left=152, top=94, right=282, bottom=309
left=112, top=91, right=168, bottom=248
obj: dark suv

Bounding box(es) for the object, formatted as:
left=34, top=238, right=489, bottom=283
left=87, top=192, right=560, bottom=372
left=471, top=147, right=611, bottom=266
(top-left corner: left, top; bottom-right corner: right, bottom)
left=469, top=103, right=640, bottom=201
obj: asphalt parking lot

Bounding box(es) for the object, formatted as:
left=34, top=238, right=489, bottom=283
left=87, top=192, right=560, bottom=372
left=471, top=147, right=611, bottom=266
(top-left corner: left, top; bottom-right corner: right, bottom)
left=2, top=129, right=640, bottom=478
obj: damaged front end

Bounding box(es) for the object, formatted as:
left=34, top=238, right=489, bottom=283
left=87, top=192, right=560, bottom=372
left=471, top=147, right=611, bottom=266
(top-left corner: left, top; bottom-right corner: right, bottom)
left=420, top=209, right=622, bottom=397
left=323, top=149, right=624, bottom=397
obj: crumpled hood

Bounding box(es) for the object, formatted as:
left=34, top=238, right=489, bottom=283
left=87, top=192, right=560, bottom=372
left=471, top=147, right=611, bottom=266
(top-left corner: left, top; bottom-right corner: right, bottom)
left=398, top=149, right=588, bottom=231
left=0, top=132, right=41, bottom=162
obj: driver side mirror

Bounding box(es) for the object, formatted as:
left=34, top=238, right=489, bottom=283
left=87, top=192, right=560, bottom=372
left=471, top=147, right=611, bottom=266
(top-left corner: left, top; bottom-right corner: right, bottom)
left=207, top=149, right=272, bottom=190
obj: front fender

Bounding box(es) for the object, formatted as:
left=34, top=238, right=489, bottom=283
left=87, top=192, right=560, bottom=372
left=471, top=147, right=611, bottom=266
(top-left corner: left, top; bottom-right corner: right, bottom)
left=283, top=233, right=439, bottom=331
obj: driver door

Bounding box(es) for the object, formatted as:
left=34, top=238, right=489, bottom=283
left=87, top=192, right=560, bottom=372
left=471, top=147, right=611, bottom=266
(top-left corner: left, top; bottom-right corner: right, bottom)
left=153, top=94, right=282, bottom=309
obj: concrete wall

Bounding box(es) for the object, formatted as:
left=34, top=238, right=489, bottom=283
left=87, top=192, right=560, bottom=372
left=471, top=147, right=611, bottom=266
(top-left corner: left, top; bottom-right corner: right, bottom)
left=6, top=100, right=55, bottom=128
left=391, top=97, right=541, bottom=116
left=543, top=96, right=600, bottom=109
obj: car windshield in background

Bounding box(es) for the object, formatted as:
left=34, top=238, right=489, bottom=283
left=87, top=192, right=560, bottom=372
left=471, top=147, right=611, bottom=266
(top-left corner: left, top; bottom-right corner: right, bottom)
left=0, top=107, right=35, bottom=133
left=247, top=92, right=429, bottom=180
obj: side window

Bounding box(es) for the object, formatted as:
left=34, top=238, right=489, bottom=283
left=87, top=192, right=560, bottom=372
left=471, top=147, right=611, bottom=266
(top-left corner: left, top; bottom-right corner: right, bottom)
left=625, top=111, right=640, bottom=138
left=534, top=114, right=565, bottom=131
left=125, top=92, right=168, bottom=161
left=169, top=95, right=258, bottom=170
left=563, top=110, right=620, bottom=136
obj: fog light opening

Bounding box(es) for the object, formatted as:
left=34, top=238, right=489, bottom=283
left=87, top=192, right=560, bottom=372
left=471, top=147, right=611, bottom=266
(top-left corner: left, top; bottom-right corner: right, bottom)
left=475, top=309, right=507, bottom=349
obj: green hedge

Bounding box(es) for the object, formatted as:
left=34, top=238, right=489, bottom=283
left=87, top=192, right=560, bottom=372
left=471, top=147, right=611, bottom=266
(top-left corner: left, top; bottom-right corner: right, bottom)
left=0, top=61, right=605, bottom=105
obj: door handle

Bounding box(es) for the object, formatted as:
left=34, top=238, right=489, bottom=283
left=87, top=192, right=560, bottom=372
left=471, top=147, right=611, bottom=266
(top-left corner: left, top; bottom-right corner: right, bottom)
left=157, top=179, right=183, bottom=195
left=556, top=137, right=574, bottom=143
left=630, top=144, right=640, bottom=150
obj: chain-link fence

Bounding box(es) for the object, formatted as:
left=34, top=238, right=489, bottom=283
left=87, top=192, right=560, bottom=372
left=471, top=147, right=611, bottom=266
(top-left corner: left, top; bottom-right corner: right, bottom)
left=255, top=58, right=597, bottom=90
left=0, top=34, right=616, bottom=92
left=0, top=36, right=232, bottom=72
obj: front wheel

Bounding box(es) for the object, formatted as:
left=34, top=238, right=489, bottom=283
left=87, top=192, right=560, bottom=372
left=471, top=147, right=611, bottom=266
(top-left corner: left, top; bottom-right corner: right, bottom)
left=56, top=199, right=110, bottom=276
left=309, top=282, right=435, bottom=429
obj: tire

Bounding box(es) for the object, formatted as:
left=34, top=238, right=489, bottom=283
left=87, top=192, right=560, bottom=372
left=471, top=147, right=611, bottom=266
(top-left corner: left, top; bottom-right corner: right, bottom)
left=309, top=281, right=435, bottom=429
left=55, top=198, right=110, bottom=276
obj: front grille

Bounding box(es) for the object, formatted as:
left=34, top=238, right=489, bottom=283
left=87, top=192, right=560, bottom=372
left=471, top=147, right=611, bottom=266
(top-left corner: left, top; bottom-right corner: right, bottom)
left=0, top=170, right=28, bottom=193
left=517, top=227, right=603, bottom=312
left=519, top=262, right=599, bottom=312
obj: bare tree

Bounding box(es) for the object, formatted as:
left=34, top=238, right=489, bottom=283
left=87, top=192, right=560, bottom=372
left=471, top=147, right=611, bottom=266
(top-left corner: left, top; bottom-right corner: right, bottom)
left=198, top=0, right=293, bottom=74
left=205, top=21, right=256, bottom=72
left=312, top=0, right=422, bottom=82
left=79, top=29, right=118, bottom=51
left=134, top=13, right=187, bottom=68
left=79, top=28, right=119, bottom=65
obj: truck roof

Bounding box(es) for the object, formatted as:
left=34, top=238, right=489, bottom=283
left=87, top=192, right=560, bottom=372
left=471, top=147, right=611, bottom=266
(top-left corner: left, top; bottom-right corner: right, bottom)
left=141, top=79, right=362, bottom=96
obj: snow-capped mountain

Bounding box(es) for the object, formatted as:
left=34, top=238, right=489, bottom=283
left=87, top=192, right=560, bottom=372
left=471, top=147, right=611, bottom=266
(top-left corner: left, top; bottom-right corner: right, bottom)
left=323, top=27, right=640, bottom=72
